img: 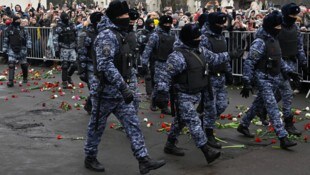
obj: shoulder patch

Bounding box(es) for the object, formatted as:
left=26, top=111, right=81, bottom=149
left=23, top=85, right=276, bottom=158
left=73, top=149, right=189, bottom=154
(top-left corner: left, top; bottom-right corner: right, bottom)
left=102, top=44, right=111, bottom=57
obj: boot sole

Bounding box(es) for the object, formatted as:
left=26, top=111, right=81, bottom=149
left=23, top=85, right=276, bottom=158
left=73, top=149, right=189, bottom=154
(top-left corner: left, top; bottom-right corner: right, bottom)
left=85, top=163, right=105, bottom=172
left=140, top=161, right=166, bottom=175
left=237, top=128, right=255, bottom=138
left=285, top=128, right=302, bottom=137
left=164, top=147, right=185, bottom=156
left=280, top=143, right=297, bottom=149
left=207, top=152, right=221, bottom=164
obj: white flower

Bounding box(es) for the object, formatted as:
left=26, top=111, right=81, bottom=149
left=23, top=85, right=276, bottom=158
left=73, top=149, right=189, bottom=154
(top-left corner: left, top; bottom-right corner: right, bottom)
left=255, top=121, right=262, bottom=126
left=72, top=95, right=76, bottom=99
left=305, top=113, right=310, bottom=117
left=54, top=95, right=58, bottom=98
left=232, top=118, right=238, bottom=122
left=143, top=118, right=148, bottom=122
left=279, top=111, right=283, bottom=117
left=147, top=123, right=152, bottom=127
left=305, top=107, right=309, bottom=111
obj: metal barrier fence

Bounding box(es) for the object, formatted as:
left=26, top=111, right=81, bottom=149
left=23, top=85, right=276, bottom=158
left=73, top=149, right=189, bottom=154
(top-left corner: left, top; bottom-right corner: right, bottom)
left=0, top=26, right=57, bottom=61
left=0, top=27, right=309, bottom=83
left=225, top=31, right=310, bottom=84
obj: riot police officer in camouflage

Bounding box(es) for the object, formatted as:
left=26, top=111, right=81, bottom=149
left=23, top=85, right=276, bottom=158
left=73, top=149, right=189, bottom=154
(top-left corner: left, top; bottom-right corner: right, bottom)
left=3, top=15, right=31, bottom=87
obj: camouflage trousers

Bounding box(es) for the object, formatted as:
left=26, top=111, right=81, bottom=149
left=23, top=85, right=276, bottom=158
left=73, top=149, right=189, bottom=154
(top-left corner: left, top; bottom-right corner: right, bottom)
left=240, top=77, right=288, bottom=138
left=167, top=92, right=207, bottom=148
left=7, top=48, right=27, bottom=64
left=203, top=75, right=228, bottom=129
left=60, top=48, right=77, bottom=62
left=84, top=96, right=148, bottom=159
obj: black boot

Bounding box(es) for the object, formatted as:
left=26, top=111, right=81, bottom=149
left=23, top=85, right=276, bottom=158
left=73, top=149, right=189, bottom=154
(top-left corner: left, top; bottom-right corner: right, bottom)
left=200, top=144, right=221, bottom=164
left=84, top=96, right=92, bottom=115
left=138, top=156, right=166, bottom=175
left=280, top=136, right=297, bottom=149
left=84, top=156, right=105, bottom=172
left=258, top=113, right=269, bottom=126
left=206, top=129, right=222, bottom=149
left=237, top=124, right=254, bottom=138
left=150, top=98, right=158, bottom=111
left=161, top=108, right=171, bottom=115
left=62, top=81, right=68, bottom=89
left=164, top=138, right=185, bottom=156
left=7, top=66, right=15, bottom=87
left=21, top=63, right=28, bottom=83
left=67, top=63, right=77, bottom=84
left=62, top=62, right=69, bottom=86
left=67, top=76, right=73, bottom=85
left=284, top=116, right=302, bottom=137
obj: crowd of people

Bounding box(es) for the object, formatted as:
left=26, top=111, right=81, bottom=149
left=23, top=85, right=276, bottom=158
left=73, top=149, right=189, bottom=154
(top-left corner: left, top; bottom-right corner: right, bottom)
left=1, top=0, right=310, bottom=174
left=1, top=1, right=310, bottom=31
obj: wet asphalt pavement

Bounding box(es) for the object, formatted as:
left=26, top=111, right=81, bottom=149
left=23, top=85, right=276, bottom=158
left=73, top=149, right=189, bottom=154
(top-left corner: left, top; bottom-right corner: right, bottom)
left=0, top=64, right=309, bottom=175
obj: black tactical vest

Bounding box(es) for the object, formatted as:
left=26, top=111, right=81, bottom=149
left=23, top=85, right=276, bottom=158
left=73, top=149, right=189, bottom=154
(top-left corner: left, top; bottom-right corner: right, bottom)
left=256, top=38, right=282, bottom=76
left=278, top=25, right=298, bottom=59
left=59, top=24, right=76, bottom=45
left=8, top=26, right=26, bottom=53
left=85, top=28, right=97, bottom=61
left=207, top=34, right=227, bottom=73
left=126, top=31, right=139, bottom=67
left=111, top=29, right=132, bottom=82
left=154, top=33, right=175, bottom=62
left=174, top=48, right=209, bottom=94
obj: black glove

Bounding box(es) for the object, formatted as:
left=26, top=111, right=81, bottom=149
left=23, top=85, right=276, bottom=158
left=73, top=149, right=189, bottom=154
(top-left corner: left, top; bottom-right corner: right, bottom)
left=79, top=72, right=88, bottom=83
left=140, top=65, right=148, bottom=76
left=55, top=51, right=60, bottom=58
left=301, top=64, right=309, bottom=76
left=155, top=91, right=169, bottom=109
left=120, top=86, right=134, bottom=104
left=27, top=48, right=31, bottom=55
left=240, top=83, right=253, bottom=98
left=287, top=72, right=302, bottom=88
left=225, top=72, right=234, bottom=85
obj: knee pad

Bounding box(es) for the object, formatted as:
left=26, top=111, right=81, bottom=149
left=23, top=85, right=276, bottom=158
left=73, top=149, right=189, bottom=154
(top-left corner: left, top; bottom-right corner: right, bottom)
left=62, top=61, right=69, bottom=69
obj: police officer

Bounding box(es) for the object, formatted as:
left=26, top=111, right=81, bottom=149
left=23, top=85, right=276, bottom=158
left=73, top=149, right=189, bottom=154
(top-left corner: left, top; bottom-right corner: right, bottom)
left=84, top=1, right=165, bottom=174
left=141, top=15, right=174, bottom=114
left=136, top=18, right=155, bottom=96
left=53, top=12, right=77, bottom=88
left=237, top=11, right=300, bottom=149
left=241, top=3, right=307, bottom=136
left=156, top=23, right=224, bottom=164
left=77, top=12, right=103, bottom=114
left=137, top=19, right=155, bottom=56
left=200, top=12, right=232, bottom=149
left=3, top=15, right=31, bottom=87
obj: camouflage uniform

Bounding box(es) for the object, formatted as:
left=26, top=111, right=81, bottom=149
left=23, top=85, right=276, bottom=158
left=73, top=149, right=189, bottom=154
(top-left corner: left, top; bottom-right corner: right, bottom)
left=53, top=20, right=77, bottom=86
left=3, top=23, right=31, bottom=85
left=157, top=39, right=207, bottom=148
left=84, top=16, right=148, bottom=159
left=77, top=24, right=97, bottom=112
left=255, top=24, right=308, bottom=120
left=141, top=27, right=175, bottom=113
left=200, top=25, right=231, bottom=129
left=158, top=39, right=230, bottom=147
left=240, top=28, right=294, bottom=138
